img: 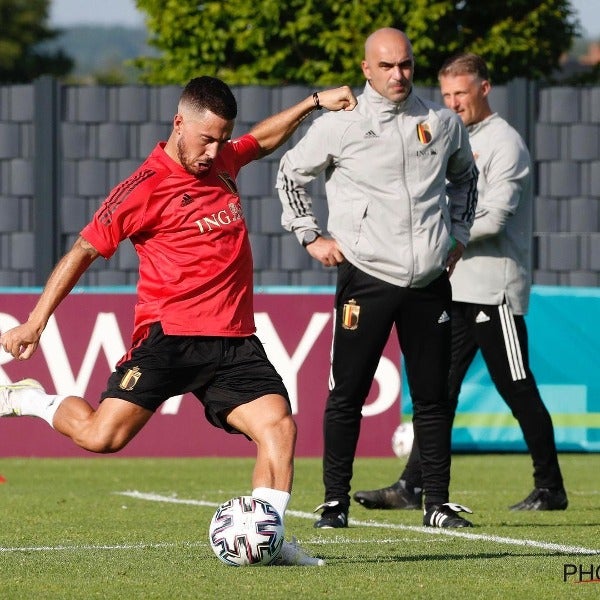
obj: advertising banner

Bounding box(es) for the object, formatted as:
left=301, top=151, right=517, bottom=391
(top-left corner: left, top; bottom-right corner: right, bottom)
left=0, top=291, right=401, bottom=457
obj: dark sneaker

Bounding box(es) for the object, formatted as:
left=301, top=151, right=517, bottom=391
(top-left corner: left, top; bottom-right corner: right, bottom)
left=313, top=500, right=348, bottom=529
left=353, top=479, right=422, bottom=510
left=509, top=487, right=568, bottom=511
left=423, top=502, right=473, bottom=528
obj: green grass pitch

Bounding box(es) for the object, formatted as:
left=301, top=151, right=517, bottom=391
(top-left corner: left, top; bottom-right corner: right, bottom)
left=0, top=454, right=599, bottom=599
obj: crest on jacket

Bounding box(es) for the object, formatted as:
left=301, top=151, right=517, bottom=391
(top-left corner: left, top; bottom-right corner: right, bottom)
left=416, top=123, right=432, bottom=144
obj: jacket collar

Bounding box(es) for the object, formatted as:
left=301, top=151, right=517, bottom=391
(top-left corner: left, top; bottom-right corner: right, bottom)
left=363, top=81, right=414, bottom=114
left=467, top=113, right=498, bottom=135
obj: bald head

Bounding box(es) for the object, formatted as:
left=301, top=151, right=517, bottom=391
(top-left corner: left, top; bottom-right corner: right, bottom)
left=361, top=28, right=414, bottom=103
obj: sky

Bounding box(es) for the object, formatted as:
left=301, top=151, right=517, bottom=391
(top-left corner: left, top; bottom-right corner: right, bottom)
left=48, top=0, right=600, bottom=37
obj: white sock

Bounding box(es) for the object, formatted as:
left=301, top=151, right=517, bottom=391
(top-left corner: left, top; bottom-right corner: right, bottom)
left=252, top=487, right=291, bottom=523
left=20, top=392, right=66, bottom=429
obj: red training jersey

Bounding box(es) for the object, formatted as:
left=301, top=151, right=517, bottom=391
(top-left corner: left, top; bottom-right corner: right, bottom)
left=81, top=135, right=260, bottom=342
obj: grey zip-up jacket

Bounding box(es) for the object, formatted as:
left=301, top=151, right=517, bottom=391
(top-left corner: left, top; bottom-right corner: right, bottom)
left=276, top=82, right=478, bottom=288
left=451, top=113, right=532, bottom=314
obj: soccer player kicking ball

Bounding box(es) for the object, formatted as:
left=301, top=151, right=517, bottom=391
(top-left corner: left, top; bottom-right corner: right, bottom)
left=0, top=76, right=357, bottom=566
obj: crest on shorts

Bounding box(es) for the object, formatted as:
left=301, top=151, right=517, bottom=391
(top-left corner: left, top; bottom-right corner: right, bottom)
left=416, top=122, right=432, bottom=144
left=119, top=366, right=142, bottom=391
left=341, top=299, right=360, bottom=330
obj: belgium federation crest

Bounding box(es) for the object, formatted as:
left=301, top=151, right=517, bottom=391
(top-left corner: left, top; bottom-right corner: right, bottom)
left=341, top=299, right=360, bottom=330
left=119, top=366, right=142, bottom=391
left=416, top=122, right=432, bottom=144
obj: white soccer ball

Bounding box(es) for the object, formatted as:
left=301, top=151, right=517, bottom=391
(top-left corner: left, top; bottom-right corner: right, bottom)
left=392, top=422, right=414, bottom=457
left=208, top=496, right=284, bottom=566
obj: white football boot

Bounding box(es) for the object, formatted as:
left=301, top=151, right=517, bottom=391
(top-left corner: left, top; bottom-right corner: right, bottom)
left=0, top=379, right=45, bottom=416
left=273, top=537, right=325, bottom=566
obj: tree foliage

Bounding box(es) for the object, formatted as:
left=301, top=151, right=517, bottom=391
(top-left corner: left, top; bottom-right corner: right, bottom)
left=0, top=0, right=73, bottom=83
left=135, top=0, right=580, bottom=85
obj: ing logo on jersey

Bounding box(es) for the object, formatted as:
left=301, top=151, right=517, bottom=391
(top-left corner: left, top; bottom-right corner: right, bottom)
left=416, top=122, right=432, bottom=144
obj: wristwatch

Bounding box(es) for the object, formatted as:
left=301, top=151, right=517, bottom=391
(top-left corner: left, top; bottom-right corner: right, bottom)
left=301, top=230, right=321, bottom=248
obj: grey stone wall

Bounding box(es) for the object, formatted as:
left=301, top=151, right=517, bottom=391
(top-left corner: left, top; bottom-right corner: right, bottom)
left=0, top=78, right=598, bottom=288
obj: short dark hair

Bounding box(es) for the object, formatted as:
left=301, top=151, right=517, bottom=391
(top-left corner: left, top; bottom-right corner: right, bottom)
left=438, top=53, right=490, bottom=82
left=179, top=76, right=237, bottom=120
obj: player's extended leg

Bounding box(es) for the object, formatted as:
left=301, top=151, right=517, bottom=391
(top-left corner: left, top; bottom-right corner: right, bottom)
left=53, top=396, right=154, bottom=453
left=0, top=380, right=153, bottom=453
left=224, top=393, right=296, bottom=492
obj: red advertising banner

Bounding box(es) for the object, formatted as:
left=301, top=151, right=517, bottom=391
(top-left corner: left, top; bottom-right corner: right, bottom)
left=0, top=293, right=401, bottom=457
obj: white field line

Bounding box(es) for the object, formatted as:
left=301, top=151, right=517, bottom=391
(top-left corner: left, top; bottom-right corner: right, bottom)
left=1, top=489, right=598, bottom=556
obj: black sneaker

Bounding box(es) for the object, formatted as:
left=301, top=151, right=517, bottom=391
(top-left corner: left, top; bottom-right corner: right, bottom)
left=509, top=487, right=568, bottom=511
left=423, top=502, right=473, bottom=528
left=313, top=500, right=348, bottom=529
left=353, top=479, right=422, bottom=510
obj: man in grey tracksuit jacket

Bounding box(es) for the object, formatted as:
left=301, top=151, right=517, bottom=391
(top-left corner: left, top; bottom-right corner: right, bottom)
left=355, top=53, right=567, bottom=514
left=276, top=28, right=479, bottom=529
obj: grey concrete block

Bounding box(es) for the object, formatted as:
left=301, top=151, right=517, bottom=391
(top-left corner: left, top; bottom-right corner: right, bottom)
left=9, top=85, right=34, bottom=121
left=568, top=198, right=599, bottom=232
left=589, top=160, right=600, bottom=196
left=590, top=234, right=600, bottom=270
left=116, top=160, right=144, bottom=182
left=60, top=160, right=77, bottom=195
left=97, top=270, right=129, bottom=286
left=534, top=124, right=560, bottom=161
left=543, top=87, right=580, bottom=123
left=566, top=271, right=598, bottom=286
left=280, top=234, right=312, bottom=270
left=569, top=124, right=600, bottom=160
left=585, top=88, right=600, bottom=123
left=77, top=160, right=109, bottom=196
left=116, top=86, right=149, bottom=123
left=533, top=270, right=559, bottom=285
left=237, top=161, right=272, bottom=198
left=138, top=123, right=170, bottom=157
left=533, top=197, right=560, bottom=232
left=75, top=87, right=109, bottom=122
left=238, top=86, right=272, bottom=123
left=155, top=86, right=181, bottom=122
left=547, top=234, right=579, bottom=270
left=244, top=196, right=261, bottom=230
left=255, top=270, right=290, bottom=286
left=297, top=269, right=336, bottom=286
left=9, top=159, right=33, bottom=195
left=0, top=123, right=19, bottom=158
left=249, top=233, right=272, bottom=270
left=539, top=161, right=580, bottom=197
left=0, top=270, right=21, bottom=285
left=0, top=196, right=20, bottom=232
left=259, top=196, right=285, bottom=233
left=60, top=123, right=90, bottom=159
left=115, top=241, right=138, bottom=270
left=275, top=86, right=311, bottom=112
left=535, top=234, right=550, bottom=270
left=10, top=232, right=35, bottom=269
left=97, top=123, right=128, bottom=159
left=60, top=196, right=89, bottom=233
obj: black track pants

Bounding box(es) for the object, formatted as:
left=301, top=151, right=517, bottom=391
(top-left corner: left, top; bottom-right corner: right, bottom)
left=402, top=301, right=564, bottom=490
left=322, top=262, right=453, bottom=508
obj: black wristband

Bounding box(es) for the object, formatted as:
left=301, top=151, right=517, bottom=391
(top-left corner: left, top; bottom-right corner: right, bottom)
left=312, top=92, right=322, bottom=110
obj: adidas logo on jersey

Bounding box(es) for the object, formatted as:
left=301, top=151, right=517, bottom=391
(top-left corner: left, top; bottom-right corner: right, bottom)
left=364, top=130, right=378, bottom=138
left=437, top=311, right=450, bottom=324
left=475, top=310, right=491, bottom=323
left=181, top=193, right=194, bottom=206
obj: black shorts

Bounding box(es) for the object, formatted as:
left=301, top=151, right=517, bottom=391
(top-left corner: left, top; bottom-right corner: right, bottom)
left=102, top=323, right=289, bottom=433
